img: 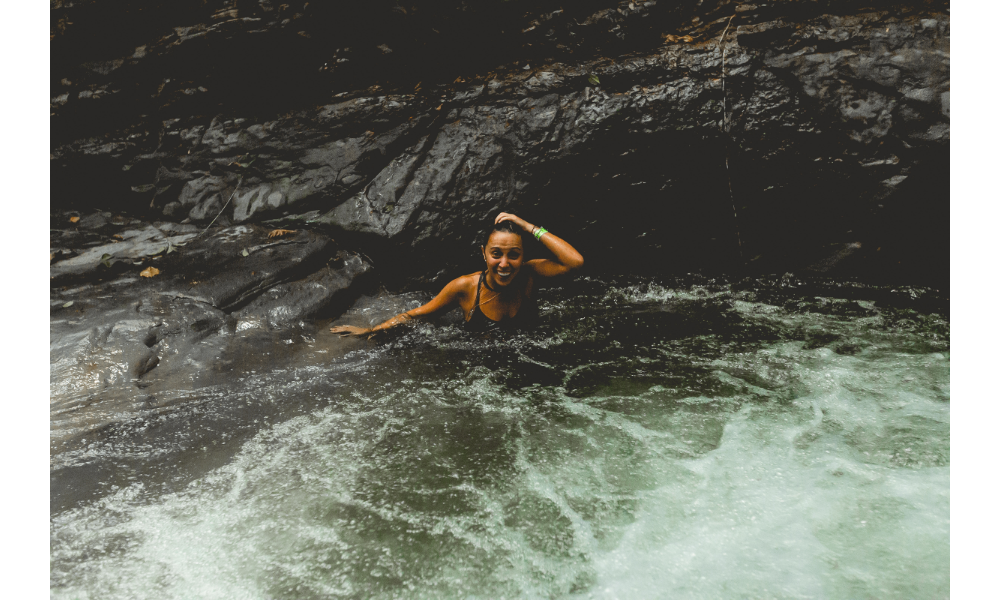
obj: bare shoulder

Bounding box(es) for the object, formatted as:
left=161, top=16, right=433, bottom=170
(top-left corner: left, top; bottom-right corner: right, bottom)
left=412, top=272, right=479, bottom=316
left=442, top=272, right=481, bottom=298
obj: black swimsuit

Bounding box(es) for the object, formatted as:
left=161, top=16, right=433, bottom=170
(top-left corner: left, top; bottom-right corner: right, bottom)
left=465, top=270, right=538, bottom=332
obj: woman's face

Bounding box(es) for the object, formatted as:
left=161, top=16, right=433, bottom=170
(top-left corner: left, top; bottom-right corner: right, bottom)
left=482, top=231, right=524, bottom=287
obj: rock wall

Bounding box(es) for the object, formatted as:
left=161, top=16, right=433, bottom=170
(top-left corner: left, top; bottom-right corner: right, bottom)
left=51, top=0, right=949, bottom=288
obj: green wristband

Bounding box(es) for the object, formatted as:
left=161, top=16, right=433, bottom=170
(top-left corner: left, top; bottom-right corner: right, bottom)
left=534, top=226, right=548, bottom=240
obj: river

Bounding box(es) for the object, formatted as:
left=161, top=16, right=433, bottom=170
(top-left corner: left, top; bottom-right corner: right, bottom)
left=50, top=276, right=949, bottom=599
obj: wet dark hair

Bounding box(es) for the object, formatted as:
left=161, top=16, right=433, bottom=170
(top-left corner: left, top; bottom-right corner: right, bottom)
left=480, top=219, right=525, bottom=249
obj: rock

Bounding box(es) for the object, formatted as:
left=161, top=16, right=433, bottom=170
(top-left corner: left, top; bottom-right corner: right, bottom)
left=804, top=242, right=864, bottom=275
left=236, top=251, right=373, bottom=329
left=152, top=225, right=335, bottom=311
left=50, top=0, right=949, bottom=286
left=49, top=224, right=200, bottom=282
left=50, top=220, right=342, bottom=309
left=49, top=226, right=371, bottom=448
left=904, top=87, right=937, bottom=103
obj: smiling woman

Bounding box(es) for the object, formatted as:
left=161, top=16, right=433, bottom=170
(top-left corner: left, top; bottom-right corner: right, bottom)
left=329, top=212, right=584, bottom=336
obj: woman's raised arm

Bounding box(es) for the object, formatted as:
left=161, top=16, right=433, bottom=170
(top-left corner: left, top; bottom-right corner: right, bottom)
left=494, top=212, right=584, bottom=278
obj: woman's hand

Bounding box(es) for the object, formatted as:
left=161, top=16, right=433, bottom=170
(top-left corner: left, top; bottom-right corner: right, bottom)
left=495, top=212, right=535, bottom=233
left=329, top=325, right=371, bottom=337
left=498, top=212, right=584, bottom=277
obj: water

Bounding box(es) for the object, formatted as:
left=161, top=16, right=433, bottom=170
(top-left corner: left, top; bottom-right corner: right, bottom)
left=50, top=277, right=949, bottom=599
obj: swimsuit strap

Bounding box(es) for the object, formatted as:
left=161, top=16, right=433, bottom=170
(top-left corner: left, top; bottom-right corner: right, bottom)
left=471, top=271, right=486, bottom=318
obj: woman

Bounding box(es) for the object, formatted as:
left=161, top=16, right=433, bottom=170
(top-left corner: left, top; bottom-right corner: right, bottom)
left=329, top=213, right=584, bottom=336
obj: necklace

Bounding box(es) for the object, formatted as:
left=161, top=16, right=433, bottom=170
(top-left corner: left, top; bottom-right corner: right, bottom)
left=477, top=289, right=503, bottom=310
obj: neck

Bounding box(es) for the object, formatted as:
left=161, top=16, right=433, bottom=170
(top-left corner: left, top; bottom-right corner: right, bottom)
left=482, top=272, right=497, bottom=291
left=484, top=272, right=518, bottom=293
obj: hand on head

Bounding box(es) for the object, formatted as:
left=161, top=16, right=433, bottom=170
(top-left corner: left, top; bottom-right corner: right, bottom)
left=494, top=212, right=529, bottom=231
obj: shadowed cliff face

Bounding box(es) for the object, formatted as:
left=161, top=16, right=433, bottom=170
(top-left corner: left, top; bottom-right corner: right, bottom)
left=50, top=0, right=949, bottom=288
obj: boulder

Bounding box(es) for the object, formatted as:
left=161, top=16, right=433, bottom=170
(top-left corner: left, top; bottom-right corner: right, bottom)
left=50, top=0, right=950, bottom=286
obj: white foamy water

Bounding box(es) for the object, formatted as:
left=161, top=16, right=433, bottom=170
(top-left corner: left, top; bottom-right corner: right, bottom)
left=50, top=280, right=949, bottom=598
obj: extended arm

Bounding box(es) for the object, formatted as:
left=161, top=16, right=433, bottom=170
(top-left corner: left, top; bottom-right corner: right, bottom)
left=495, top=212, right=584, bottom=277
left=329, top=277, right=467, bottom=337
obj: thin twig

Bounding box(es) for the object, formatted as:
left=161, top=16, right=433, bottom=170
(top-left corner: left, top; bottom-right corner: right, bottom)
left=718, top=15, right=736, bottom=133
left=717, top=14, right=743, bottom=263
left=199, top=176, right=242, bottom=237
left=244, top=238, right=304, bottom=255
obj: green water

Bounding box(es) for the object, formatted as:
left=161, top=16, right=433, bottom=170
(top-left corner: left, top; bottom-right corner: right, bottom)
left=50, top=278, right=949, bottom=599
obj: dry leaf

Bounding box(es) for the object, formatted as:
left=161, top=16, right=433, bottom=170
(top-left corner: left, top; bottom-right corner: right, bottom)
left=140, top=267, right=160, bottom=278
left=69, top=216, right=80, bottom=223
left=267, top=229, right=296, bottom=239
left=112, top=234, right=123, bottom=239
left=50, top=252, right=55, bottom=261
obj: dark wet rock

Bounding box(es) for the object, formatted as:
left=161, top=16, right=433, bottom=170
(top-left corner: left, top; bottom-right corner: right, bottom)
left=149, top=224, right=334, bottom=311
left=50, top=221, right=344, bottom=309
left=803, top=331, right=841, bottom=349
left=236, top=250, right=374, bottom=329
left=313, top=115, right=514, bottom=247
left=50, top=1, right=949, bottom=288
left=834, top=342, right=862, bottom=355
left=50, top=219, right=373, bottom=449
left=803, top=242, right=865, bottom=275
left=49, top=223, right=200, bottom=282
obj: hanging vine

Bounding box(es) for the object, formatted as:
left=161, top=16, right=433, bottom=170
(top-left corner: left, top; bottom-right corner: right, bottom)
left=717, top=14, right=744, bottom=263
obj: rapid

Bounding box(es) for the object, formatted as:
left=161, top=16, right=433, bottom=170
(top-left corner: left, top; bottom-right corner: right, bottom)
left=50, top=276, right=949, bottom=599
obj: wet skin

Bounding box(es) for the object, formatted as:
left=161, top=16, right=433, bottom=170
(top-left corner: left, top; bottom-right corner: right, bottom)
left=483, top=231, right=524, bottom=291
left=329, top=212, right=584, bottom=336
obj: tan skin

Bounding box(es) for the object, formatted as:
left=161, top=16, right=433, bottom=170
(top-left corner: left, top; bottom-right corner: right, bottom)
left=329, top=213, right=584, bottom=337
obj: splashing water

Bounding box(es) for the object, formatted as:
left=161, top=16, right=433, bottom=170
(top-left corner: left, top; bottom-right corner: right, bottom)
left=50, top=277, right=949, bottom=599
